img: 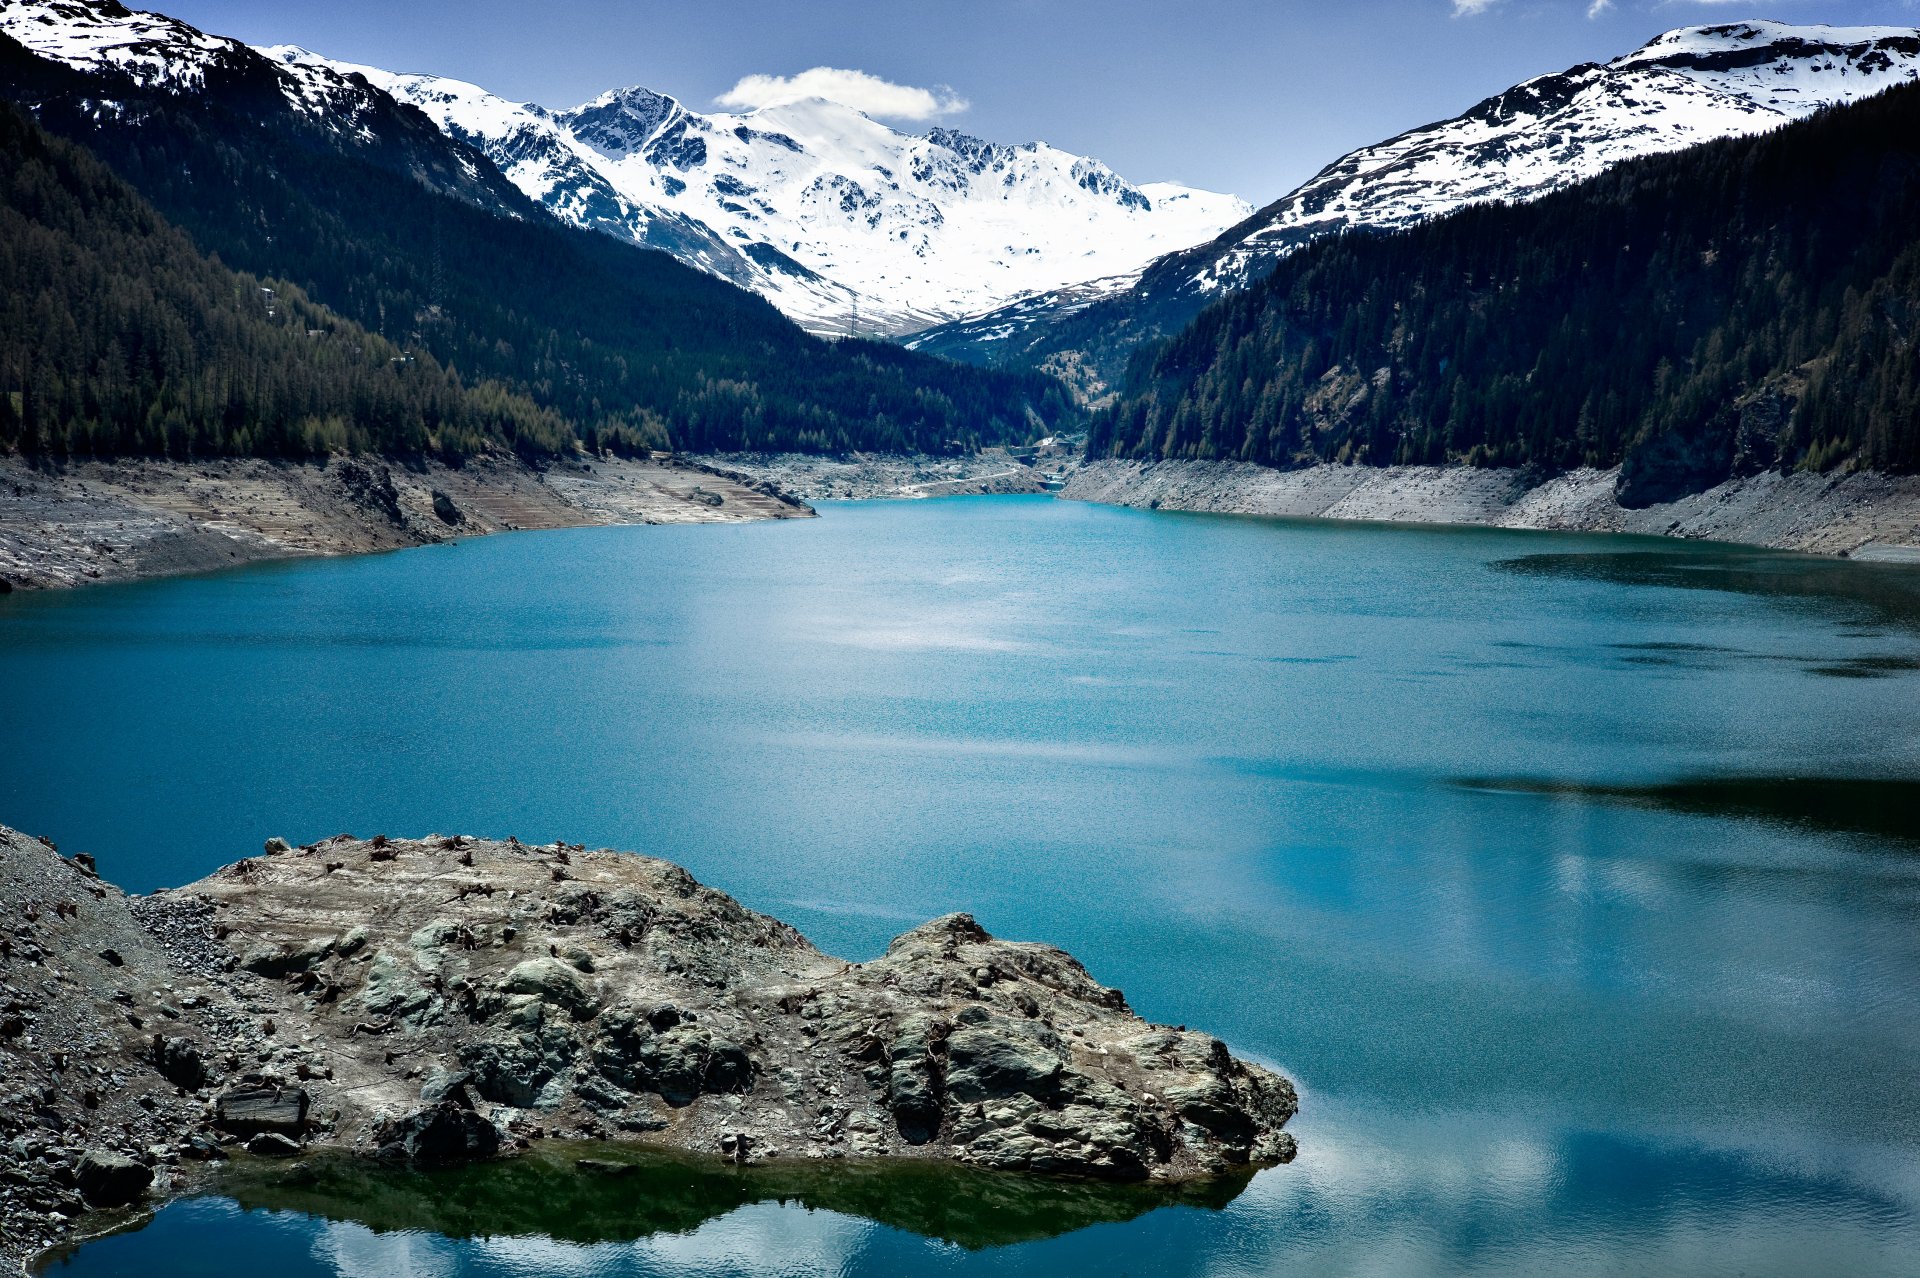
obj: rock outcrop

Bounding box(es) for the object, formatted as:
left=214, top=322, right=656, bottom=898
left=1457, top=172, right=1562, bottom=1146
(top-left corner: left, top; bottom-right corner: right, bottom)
left=0, top=824, right=1295, bottom=1272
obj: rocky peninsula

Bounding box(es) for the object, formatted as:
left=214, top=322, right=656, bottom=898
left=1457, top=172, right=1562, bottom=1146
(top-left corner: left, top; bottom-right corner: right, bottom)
left=0, top=825, right=1296, bottom=1273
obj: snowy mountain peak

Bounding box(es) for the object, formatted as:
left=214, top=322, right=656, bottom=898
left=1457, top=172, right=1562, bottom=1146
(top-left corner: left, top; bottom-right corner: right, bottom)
left=562, top=84, right=684, bottom=158
left=1618, top=20, right=1918, bottom=69
left=1201, top=20, right=1920, bottom=291
left=269, top=48, right=1248, bottom=336
left=908, top=20, right=1920, bottom=377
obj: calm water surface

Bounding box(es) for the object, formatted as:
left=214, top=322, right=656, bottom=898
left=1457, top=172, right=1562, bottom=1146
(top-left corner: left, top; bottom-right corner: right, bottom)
left=5, top=496, right=1919, bottom=1276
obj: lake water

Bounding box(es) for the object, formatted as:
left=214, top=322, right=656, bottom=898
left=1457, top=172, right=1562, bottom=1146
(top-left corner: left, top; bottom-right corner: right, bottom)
left=6, top=495, right=1919, bottom=1276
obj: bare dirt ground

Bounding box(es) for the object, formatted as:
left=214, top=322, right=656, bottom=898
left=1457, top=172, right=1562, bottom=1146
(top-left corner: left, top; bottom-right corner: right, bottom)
left=1062, top=460, right=1920, bottom=557
left=0, top=454, right=812, bottom=592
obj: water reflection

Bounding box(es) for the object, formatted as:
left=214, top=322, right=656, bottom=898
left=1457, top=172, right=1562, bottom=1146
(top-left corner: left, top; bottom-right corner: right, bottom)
left=215, top=1145, right=1253, bottom=1250
left=1456, top=775, right=1920, bottom=845
left=1495, top=547, right=1920, bottom=631
left=46, top=1111, right=1920, bottom=1278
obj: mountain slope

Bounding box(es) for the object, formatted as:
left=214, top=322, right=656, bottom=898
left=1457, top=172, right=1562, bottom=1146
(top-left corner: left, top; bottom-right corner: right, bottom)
left=911, top=22, right=1920, bottom=395
left=266, top=47, right=1248, bottom=337
left=0, top=97, right=568, bottom=459
left=1089, top=81, right=1920, bottom=504
left=0, top=1, right=1077, bottom=455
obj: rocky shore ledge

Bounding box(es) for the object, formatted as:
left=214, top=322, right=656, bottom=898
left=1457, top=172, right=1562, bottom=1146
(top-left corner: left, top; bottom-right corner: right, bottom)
left=0, top=453, right=812, bottom=593
left=1063, top=459, right=1920, bottom=559
left=0, top=825, right=1295, bottom=1273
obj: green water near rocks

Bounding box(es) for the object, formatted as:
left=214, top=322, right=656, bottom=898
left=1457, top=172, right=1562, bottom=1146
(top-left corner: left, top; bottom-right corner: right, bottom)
left=7, top=496, right=1918, bottom=1276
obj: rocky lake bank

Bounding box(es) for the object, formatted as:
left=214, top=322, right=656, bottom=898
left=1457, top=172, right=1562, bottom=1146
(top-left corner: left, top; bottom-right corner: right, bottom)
left=1061, top=459, right=1920, bottom=558
left=0, top=825, right=1296, bottom=1274
left=0, top=453, right=813, bottom=593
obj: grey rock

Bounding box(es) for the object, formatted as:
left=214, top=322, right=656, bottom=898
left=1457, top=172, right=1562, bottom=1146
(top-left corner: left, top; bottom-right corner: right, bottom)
left=152, top=1035, right=207, bottom=1090
left=245, top=1132, right=302, bottom=1158
left=74, top=1150, right=151, bottom=1208
left=214, top=1087, right=310, bottom=1137
left=374, top=1099, right=500, bottom=1163
left=502, top=957, right=597, bottom=1019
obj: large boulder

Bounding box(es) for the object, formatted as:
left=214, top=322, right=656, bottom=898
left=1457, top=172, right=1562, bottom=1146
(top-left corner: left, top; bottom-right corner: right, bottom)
left=502, top=958, right=597, bottom=1019
left=75, top=1150, right=151, bottom=1208
left=152, top=1035, right=208, bottom=1090
left=374, top=1080, right=500, bottom=1163
left=945, top=1018, right=1066, bottom=1102
left=214, top=1087, right=310, bottom=1137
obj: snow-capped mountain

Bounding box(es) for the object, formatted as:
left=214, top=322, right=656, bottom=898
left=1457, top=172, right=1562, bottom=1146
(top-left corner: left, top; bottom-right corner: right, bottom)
left=910, top=22, right=1920, bottom=383
left=265, top=48, right=1249, bottom=337
left=1183, top=20, right=1920, bottom=295
left=0, top=0, right=528, bottom=215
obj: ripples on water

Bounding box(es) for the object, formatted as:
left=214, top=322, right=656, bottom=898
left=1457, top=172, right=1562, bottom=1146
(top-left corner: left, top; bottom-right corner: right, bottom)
left=8, top=497, right=1919, bottom=1277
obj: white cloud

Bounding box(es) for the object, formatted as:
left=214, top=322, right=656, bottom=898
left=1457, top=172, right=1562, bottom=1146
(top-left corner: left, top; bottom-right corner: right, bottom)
left=1451, top=0, right=1502, bottom=14
left=1588, top=0, right=1613, bottom=17
left=716, top=67, right=968, bottom=120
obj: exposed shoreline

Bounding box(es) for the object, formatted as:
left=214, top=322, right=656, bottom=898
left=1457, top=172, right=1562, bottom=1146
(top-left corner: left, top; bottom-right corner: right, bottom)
left=0, top=825, right=1295, bottom=1274
left=1060, top=459, right=1920, bottom=559
left=7, top=451, right=1918, bottom=600
left=0, top=453, right=814, bottom=593
left=700, top=447, right=1053, bottom=503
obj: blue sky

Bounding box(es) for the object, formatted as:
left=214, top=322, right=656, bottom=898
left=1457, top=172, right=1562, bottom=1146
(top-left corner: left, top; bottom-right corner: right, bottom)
left=160, top=1, right=1920, bottom=201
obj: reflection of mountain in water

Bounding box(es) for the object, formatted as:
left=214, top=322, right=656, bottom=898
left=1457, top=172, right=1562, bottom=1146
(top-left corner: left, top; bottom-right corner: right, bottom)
left=215, top=1145, right=1255, bottom=1251
left=1493, top=549, right=1920, bottom=634
left=1457, top=776, right=1920, bottom=846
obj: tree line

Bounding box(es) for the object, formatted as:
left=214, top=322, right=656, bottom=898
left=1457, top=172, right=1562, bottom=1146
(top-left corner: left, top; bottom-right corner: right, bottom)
left=1089, top=81, right=1920, bottom=504
left=0, top=34, right=1076, bottom=460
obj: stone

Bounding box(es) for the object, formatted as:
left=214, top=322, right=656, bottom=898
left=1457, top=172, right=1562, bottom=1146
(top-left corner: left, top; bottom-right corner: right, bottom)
left=239, top=934, right=335, bottom=978
left=945, top=1022, right=1066, bottom=1102
left=502, top=957, right=596, bottom=1019
left=74, top=1150, right=151, bottom=1208
left=152, top=1035, right=207, bottom=1090
left=245, top=1132, right=302, bottom=1158
left=0, top=822, right=1299, bottom=1274
left=213, top=1086, right=310, bottom=1137
left=373, top=1101, right=500, bottom=1163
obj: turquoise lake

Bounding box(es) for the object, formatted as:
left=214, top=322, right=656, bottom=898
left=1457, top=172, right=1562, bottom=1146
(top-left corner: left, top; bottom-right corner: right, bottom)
left=5, top=494, right=1919, bottom=1276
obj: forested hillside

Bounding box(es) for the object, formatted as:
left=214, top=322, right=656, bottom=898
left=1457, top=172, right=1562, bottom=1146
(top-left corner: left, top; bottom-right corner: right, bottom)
left=0, top=32, right=1075, bottom=458
left=0, top=101, right=576, bottom=458
left=1090, top=82, right=1920, bottom=505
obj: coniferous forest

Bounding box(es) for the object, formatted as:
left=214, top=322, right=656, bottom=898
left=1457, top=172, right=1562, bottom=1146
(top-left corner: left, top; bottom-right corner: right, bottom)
left=0, top=34, right=1076, bottom=460
left=1089, top=82, right=1920, bottom=505
left=0, top=101, right=578, bottom=459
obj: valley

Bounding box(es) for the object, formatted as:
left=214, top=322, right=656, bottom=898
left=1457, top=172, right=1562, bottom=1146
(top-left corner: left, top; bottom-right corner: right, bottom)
left=5, top=2, right=1920, bottom=1275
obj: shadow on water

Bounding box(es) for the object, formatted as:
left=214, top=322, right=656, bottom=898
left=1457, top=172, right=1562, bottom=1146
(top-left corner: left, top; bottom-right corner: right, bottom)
left=1457, top=776, right=1920, bottom=846
left=1493, top=548, right=1920, bottom=632
left=196, top=1145, right=1254, bottom=1252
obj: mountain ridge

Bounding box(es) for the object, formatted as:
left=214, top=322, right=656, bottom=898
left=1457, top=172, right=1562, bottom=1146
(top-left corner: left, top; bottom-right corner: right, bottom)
left=1087, top=79, right=1920, bottom=507
left=261, top=45, right=1248, bottom=337
left=907, top=21, right=1920, bottom=395
left=0, top=0, right=1081, bottom=459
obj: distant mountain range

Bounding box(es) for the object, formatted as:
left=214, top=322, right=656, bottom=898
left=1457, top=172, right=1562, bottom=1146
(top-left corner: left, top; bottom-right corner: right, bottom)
left=1090, top=78, right=1920, bottom=504
left=264, top=47, right=1249, bottom=338
left=0, top=0, right=1077, bottom=458
left=908, top=21, right=1920, bottom=396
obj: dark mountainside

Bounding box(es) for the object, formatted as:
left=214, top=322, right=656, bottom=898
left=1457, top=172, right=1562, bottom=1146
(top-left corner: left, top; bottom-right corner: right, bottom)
left=0, top=101, right=575, bottom=459
left=1088, top=83, right=1920, bottom=506
left=0, top=29, right=1077, bottom=459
